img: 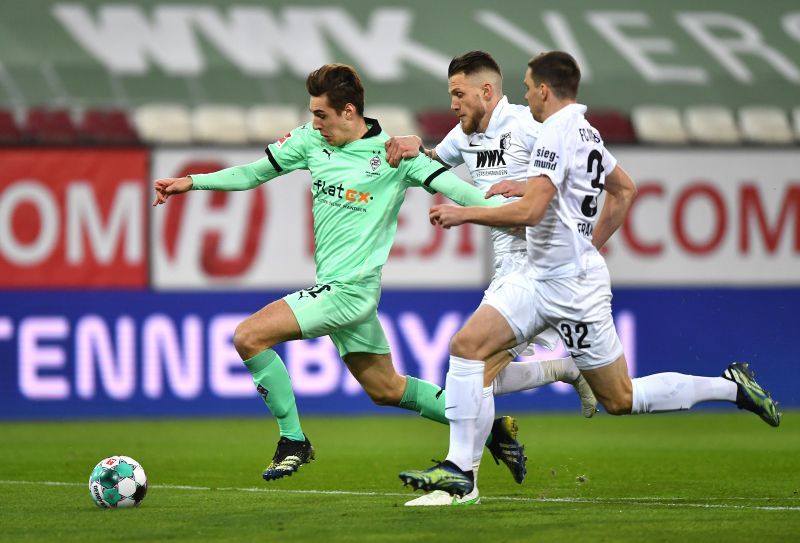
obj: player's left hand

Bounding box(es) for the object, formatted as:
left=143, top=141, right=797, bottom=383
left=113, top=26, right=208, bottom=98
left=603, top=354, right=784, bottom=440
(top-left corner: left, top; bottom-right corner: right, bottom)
left=429, top=204, right=465, bottom=228
left=384, top=135, right=422, bottom=168
left=485, top=179, right=527, bottom=198
left=152, top=176, right=193, bottom=206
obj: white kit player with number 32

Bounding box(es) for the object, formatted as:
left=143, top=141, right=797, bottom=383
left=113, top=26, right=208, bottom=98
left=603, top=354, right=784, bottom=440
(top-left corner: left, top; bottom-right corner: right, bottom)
left=386, top=51, right=598, bottom=506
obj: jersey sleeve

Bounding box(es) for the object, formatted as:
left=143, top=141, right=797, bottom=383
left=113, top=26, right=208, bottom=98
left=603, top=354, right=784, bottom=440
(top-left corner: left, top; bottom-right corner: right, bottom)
left=190, top=124, right=311, bottom=191
left=402, top=154, right=496, bottom=207
left=433, top=125, right=465, bottom=168
left=190, top=157, right=280, bottom=191
left=264, top=123, right=313, bottom=173
left=602, top=145, right=618, bottom=175
left=527, top=122, right=567, bottom=188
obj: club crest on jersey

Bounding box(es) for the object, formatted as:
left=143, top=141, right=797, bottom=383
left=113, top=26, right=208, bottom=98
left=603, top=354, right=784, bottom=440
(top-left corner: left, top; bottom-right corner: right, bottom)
left=370, top=155, right=381, bottom=171
left=500, top=132, right=511, bottom=150
left=275, top=132, right=292, bottom=148
left=364, top=151, right=382, bottom=176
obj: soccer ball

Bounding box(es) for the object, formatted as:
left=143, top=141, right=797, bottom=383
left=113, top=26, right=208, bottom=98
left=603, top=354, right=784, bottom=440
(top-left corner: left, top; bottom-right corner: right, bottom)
left=88, top=455, right=148, bottom=508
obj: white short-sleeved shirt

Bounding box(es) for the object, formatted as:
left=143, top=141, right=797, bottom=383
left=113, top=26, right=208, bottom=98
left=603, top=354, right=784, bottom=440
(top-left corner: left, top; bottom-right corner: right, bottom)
left=526, top=103, right=618, bottom=279
left=435, top=97, right=541, bottom=260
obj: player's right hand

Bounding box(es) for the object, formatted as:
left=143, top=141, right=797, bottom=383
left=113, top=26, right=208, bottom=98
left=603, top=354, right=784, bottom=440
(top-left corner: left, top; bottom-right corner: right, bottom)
left=384, top=135, right=423, bottom=167
left=485, top=179, right=527, bottom=199
left=152, top=176, right=193, bottom=206
left=429, top=203, right=465, bottom=229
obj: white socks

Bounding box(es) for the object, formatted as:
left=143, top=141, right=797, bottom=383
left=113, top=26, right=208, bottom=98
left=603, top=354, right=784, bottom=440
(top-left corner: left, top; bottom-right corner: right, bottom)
left=631, top=373, right=737, bottom=414
left=493, top=357, right=577, bottom=395
left=490, top=362, right=739, bottom=415
left=444, top=356, right=484, bottom=472
left=472, top=386, right=495, bottom=467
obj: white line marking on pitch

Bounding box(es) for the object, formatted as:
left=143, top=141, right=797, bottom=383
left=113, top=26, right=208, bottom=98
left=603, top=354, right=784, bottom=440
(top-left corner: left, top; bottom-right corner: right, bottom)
left=0, top=480, right=797, bottom=511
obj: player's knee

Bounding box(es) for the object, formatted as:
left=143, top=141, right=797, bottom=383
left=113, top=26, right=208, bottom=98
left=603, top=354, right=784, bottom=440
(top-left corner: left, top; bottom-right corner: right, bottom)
left=601, top=395, right=632, bottom=416
left=233, top=320, right=269, bottom=360
left=449, top=331, right=482, bottom=360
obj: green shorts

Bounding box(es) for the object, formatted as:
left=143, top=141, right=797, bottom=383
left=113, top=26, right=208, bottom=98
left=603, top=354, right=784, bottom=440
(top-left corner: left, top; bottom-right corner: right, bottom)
left=283, top=281, right=390, bottom=357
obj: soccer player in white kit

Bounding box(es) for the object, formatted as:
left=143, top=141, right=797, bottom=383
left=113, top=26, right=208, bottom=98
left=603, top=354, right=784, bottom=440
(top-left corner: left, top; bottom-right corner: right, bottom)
left=386, top=51, right=597, bottom=506
left=399, top=50, right=781, bottom=498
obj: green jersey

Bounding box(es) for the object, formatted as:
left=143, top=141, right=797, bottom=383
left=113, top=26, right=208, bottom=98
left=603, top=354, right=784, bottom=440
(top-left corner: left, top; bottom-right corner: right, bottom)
left=191, top=118, right=496, bottom=287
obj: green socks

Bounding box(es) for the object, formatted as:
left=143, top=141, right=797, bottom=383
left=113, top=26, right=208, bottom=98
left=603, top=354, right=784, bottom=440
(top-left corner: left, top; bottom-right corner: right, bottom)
left=399, top=375, right=494, bottom=445
left=242, top=357, right=491, bottom=446
left=243, top=349, right=305, bottom=441
left=398, top=376, right=448, bottom=424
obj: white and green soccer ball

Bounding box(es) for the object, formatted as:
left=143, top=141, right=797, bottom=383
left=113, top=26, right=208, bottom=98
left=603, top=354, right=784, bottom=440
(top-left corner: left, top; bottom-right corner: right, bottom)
left=88, top=455, right=148, bottom=508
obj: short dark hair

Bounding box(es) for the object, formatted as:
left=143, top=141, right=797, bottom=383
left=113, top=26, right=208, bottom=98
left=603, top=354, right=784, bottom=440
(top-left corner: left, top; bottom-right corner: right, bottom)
left=527, top=51, right=580, bottom=99
left=305, top=64, right=365, bottom=115
left=448, top=50, right=502, bottom=79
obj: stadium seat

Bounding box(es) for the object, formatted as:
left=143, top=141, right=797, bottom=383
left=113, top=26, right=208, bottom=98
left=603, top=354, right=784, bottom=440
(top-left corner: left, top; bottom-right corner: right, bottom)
left=134, top=104, right=192, bottom=144
left=246, top=105, right=302, bottom=143
left=738, top=106, right=793, bottom=145
left=24, top=108, right=79, bottom=143
left=585, top=110, right=636, bottom=144
left=630, top=106, right=688, bottom=145
left=192, top=105, right=248, bottom=144
left=416, top=110, right=458, bottom=143
left=79, top=109, right=138, bottom=144
left=684, top=106, right=741, bottom=144
left=0, top=109, right=23, bottom=143
left=364, top=105, right=418, bottom=137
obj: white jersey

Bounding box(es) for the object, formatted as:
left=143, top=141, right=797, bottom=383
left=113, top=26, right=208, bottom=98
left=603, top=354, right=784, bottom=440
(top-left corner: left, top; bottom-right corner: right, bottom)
left=526, top=103, right=618, bottom=279
left=435, top=96, right=541, bottom=262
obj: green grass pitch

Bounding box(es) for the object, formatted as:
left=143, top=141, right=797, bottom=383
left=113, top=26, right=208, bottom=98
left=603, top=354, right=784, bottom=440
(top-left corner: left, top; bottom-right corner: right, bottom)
left=1, top=412, right=797, bottom=542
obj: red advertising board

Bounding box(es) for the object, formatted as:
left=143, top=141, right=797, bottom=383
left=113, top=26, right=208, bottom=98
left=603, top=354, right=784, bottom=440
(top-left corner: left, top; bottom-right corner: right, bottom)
left=0, top=148, right=148, bottom=287
left=604, top=149, right=800, bottom=285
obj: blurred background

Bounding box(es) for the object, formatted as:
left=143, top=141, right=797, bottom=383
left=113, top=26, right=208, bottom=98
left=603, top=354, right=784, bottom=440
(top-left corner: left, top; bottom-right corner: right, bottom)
left=1, top=0, right=798, bottom=419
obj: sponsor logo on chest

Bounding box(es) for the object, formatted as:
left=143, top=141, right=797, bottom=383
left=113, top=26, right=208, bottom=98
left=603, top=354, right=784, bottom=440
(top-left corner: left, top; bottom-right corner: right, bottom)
left=472, top=132, right=511, bottom=174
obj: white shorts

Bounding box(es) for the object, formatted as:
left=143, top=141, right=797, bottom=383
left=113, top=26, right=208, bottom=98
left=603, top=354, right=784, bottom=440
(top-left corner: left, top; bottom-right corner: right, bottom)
left=482, top=264, right=623, bottom=370
left=486, top=252, right=560, bottom=354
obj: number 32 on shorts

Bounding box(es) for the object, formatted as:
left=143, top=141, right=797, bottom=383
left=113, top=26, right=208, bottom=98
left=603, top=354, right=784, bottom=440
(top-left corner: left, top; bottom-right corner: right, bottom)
left=557, top=321, right=592, bottom=350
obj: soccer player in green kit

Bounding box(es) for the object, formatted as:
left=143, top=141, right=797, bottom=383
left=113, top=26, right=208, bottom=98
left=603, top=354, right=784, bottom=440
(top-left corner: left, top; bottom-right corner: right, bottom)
left=153, top=64, right=569, bottom=486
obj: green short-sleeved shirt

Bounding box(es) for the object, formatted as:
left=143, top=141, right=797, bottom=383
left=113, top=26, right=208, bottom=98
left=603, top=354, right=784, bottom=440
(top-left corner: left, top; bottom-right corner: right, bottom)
left=190, top=118, right=497, bottom=354
left=264, top=121, right=461, bottom=288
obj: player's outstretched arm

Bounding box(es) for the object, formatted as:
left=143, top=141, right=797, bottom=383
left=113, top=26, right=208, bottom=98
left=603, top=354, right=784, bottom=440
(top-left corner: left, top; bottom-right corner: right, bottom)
left=430, top=176, right=555, bottom=229
left=427, top=170, right=499, bottom=208
left=592, top=164, right=637, bottom=250
left=153, top=156, right=287, bottom=206
left=153, top=159, right=275, bottom=206
left=152, top=176, right=193, bottom=206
